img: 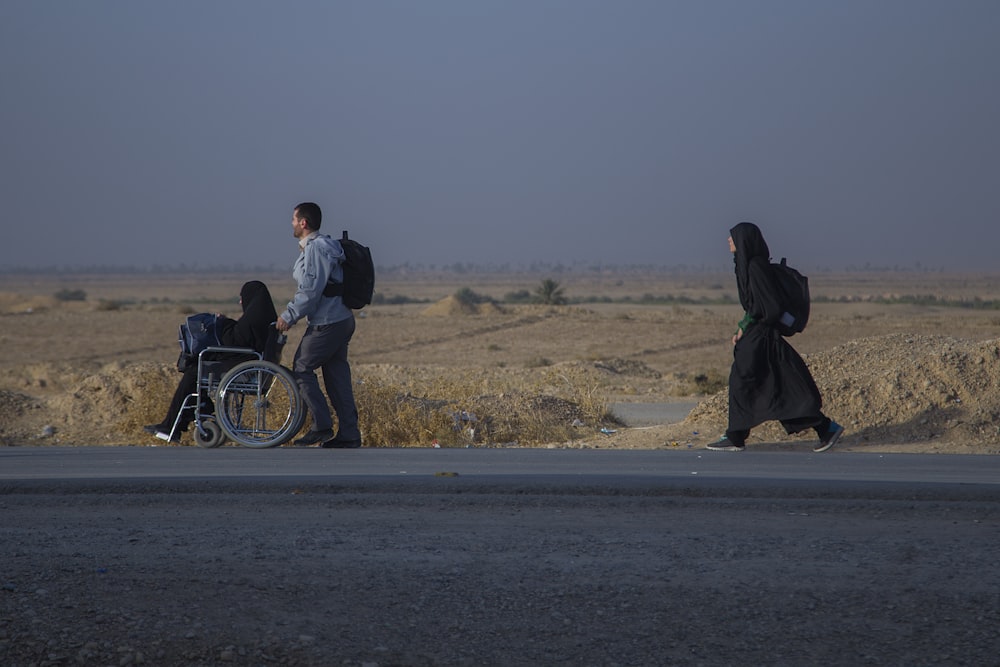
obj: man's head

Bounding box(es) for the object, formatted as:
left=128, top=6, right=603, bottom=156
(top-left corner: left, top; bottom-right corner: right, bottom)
left=292, top=202, right=322, bottom=239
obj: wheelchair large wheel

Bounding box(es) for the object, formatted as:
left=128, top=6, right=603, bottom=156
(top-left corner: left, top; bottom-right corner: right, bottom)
left=215, top=360, right=305, bottom=448
left=193, top=418, right=227, bottom=448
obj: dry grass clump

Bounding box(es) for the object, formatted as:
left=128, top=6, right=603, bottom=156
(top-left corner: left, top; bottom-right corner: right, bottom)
left=354, top=378, right=456, bottom=447
left=117, top=364, right=186, bottom=433
left=354, top=365, right=614, bottom=447
left=670, top=369, right=727, bottom=396
left=94, top=299, right=124, bottom=311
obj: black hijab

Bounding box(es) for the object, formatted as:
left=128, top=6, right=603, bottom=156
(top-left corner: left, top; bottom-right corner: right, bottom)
left=221, top=281, right=278, bottom=352
left=730, top=222, right=771, bottom=312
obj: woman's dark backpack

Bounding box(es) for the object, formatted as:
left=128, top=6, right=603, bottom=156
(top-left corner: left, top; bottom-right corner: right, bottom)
left=323, top=230, right=375, bottom=309
left=771, top=258, right=810, bottom=336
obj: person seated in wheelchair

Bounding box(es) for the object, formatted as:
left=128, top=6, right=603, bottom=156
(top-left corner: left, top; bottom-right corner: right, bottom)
left=144, top=280, right=277, bottom=443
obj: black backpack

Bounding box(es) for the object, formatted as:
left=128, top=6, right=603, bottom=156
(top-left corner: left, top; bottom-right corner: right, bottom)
left=323, top=230, right=375, bottom=309
left=176, top=312, right=221, bottom=371
left=770, top=257, right=810, bottom=336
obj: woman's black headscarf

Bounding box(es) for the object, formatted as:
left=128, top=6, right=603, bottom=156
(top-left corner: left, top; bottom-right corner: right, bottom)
left=730, top=222, right=770, bottom=312
left=225, top=281, right=278, bottom=352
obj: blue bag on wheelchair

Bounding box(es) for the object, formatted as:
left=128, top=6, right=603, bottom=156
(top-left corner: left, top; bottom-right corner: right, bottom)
left=177, top=313, right=221, bottom=371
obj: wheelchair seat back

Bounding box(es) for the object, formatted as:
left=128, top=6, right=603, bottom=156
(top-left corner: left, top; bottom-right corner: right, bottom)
left=196, top=349, right=259, bottom=390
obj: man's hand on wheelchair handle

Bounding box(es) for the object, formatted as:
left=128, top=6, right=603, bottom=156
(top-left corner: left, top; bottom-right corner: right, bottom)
left=275, top=316, right=291, bottom=332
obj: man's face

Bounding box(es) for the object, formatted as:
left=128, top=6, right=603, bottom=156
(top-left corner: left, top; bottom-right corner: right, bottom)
left=292, top=210, right=307, bottom=239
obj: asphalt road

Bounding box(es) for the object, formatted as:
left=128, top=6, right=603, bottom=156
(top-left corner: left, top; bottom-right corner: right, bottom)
left=2, top=446, right=999, bottom=495
left=2, top=447, right=999, bottom=666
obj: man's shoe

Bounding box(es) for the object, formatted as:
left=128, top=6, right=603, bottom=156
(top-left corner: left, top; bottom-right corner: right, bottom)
left=143, top=424, right=164, bottom=434
left=321, top=437, right=362, bottom=449
left=706, top=435, right=745, bottom=452
left=293, top=429, right=335, bottom=446
left=814, top=421, right=844, bottom=452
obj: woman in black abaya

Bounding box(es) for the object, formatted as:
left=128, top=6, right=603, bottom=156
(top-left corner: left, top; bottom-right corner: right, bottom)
left=145, top=280, right=278, bottom=442
left=708, top=222, right=843, bottom=452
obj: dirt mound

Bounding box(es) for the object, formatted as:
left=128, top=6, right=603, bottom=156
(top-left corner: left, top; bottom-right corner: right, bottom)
left=683, top=334, right=1000, bottom=450
left=0, top=362, right=177, bottom=446
left=0, top=291, right=59, bottom=314
left=421, top=295, right=504, bottom=316
left=0, top=390, right=45, bottom=431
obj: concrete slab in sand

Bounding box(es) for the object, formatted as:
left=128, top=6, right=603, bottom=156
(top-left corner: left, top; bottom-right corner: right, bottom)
left=609, top=401, right=698, bottom=427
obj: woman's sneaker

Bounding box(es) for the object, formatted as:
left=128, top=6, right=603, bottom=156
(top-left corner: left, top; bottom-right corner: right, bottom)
left=814, top=421, right=844, bottom=452
left=706, top=435, right=745, bottom=452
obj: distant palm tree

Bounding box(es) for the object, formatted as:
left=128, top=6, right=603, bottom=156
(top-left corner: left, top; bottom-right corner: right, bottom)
left=534, top=278, right=567, bottom=305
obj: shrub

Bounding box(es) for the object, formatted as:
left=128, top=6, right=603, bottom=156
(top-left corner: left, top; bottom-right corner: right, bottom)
left=533, top=279, right=566, bottom=305
left=372, top=293, right=426, bottom=305
left=503, top=289, right=533, bottom=304
left=454, top=287, right=492, bottom=306
left=54, top=289, right=86, bottom=302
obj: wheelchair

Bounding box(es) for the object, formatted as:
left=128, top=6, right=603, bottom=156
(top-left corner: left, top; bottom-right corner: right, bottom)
left=158, top=325, right=306, bottom=448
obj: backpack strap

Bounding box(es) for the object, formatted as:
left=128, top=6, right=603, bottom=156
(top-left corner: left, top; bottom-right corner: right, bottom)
left=322, top=231, right=348, bottom=297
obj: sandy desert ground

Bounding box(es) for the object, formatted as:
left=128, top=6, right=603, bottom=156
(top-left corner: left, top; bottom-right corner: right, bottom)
left=2, top=268, right=1000, bottom=454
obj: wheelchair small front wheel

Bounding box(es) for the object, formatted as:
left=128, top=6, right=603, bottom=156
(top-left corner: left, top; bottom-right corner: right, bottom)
left=215, top=360, right=306, bottom=448
left=193, top=418, right=226, bottom=448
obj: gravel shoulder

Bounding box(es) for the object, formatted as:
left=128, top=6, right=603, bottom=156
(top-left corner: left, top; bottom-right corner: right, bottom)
left=3, top=475, right=999, bottom=666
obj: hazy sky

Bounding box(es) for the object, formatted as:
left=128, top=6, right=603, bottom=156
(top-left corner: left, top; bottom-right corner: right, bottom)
left=2, top=0, right=998, bottom=271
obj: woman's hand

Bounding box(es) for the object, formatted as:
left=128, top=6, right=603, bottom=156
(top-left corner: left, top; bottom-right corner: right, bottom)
left=732, top=328, right=744, bottom=346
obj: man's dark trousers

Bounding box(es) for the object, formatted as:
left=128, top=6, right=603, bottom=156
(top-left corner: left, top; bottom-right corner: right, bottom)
left=291, top=316, right=360, bottom=440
